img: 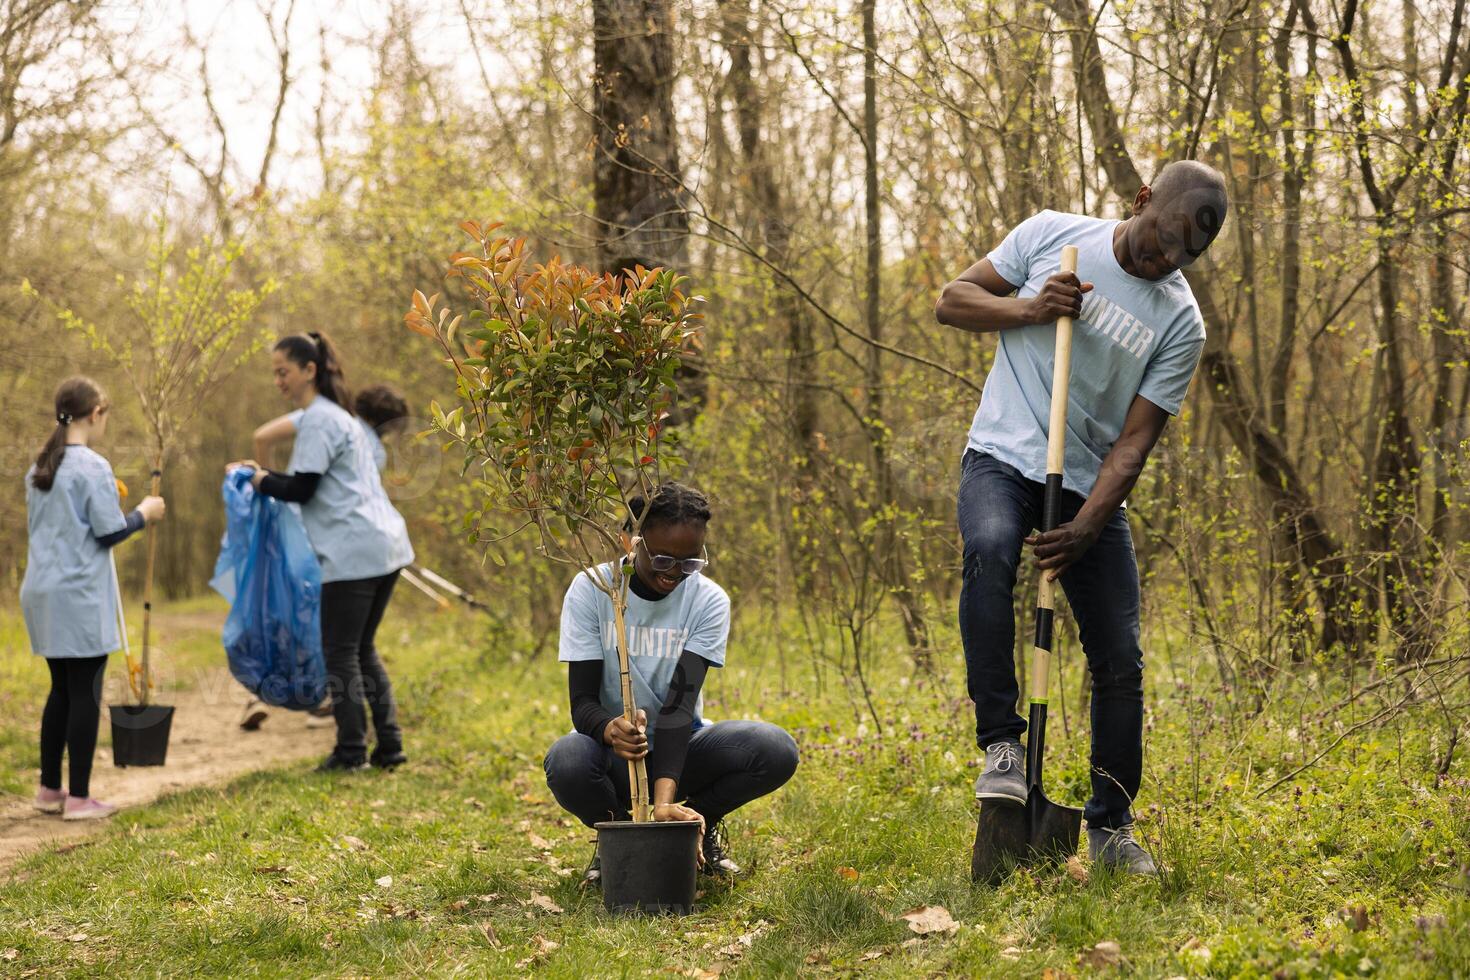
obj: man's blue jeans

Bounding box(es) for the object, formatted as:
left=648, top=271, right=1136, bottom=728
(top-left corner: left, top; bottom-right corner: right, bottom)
left=957, top=450, right=1144, bottom=829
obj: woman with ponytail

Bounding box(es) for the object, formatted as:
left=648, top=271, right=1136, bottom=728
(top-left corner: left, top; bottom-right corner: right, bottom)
left=238, top=380, right=410, bottom=730
left=228, top=332, right=414, bottom=771
left=21, top=377, right=166, bottom=820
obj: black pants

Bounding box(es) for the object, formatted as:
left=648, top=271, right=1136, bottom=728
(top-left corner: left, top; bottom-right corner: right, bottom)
left=40, top=655, right=108, bottom=798
left=544, top=721, right=800, bottom=828
left=321, top=571, right=403, bottom=759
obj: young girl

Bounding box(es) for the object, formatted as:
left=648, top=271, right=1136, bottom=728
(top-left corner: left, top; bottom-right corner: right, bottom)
left=21, top=377, right=166, bottom=820
left=228, top=334, right=414, bottom=771
left=238, top=383, right=410, bottom=731
left=543, top=482, right=799, bottom=886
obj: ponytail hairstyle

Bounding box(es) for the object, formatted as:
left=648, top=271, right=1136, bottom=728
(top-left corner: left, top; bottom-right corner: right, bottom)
left=32, top=376, right=107, bottom=491
left=274, top=332, right=353, bottom=411
left=353, top=384, right=409, bottom=436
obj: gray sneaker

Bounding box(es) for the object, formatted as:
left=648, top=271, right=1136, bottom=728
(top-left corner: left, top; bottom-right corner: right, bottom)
left=974, top=739, right=1026, bottom=805
left=1087, top=823, right=1158, bottom=875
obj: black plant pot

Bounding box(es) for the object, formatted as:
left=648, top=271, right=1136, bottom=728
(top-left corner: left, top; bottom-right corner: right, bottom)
left=109, top=704, right=175, bottom=767
left=595, top=820, right=700, bottom=915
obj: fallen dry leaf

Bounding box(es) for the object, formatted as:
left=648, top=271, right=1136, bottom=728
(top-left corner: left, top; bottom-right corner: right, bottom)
left=528, top=892, right=563, bottom=914
left=680, top=969, right=722, bottom=979
left=448, top=899, right=470, bottom=912
left=716, top=920, right=771, bottom=958
left=1000, top=946, right=1024, bottom=960
left=836, top=866, right=859, bottom=881
left=2, top=949, right=18, bottom=962
left=528, top=832, right=554, bottom=850
left=513, top=933, right=560, bottom=969
left=480, top=923, right=501, bottom=949
left=900, top=905, right=960, bottom=936
left=67, top=934, right=87, bottom=944
left=1040, top=969, right=1076, bottom=980
left=340, top=835, right=369, bottom=852
left=859, top=948, right=888, bottom=962
left=1065, top=855, right=1090, bottom=884
left=1342, top=905, right=1369, bottom=932
left=375, top=875, right=393, bottom=888
left=1080, top=940, right=1122, bottom=968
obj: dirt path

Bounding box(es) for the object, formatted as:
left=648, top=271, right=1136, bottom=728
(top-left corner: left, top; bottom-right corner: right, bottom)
left=0, top=610, right=333, bottom=873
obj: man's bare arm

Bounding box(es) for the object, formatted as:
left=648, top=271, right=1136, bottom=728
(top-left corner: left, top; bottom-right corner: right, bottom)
left=935, top=257, right=1093, bottom=334
left=1026, top=394, right=1171, bottom=579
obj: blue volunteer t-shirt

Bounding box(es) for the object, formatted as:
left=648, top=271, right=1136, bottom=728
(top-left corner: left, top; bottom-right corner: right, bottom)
left=287, top=396, right=414, bottom=583
left=288, top=409, right=386, bottom=470
left=558, top=562, right=730, bottom=744
left=20, top=446, right=129, bottom=658
left=358, top=419, right=387, bottom=471
left=966, top=209, right=1206, bottom=496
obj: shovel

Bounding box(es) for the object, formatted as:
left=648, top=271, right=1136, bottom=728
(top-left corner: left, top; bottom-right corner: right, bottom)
left=972, top=244, right=1085, bottom=882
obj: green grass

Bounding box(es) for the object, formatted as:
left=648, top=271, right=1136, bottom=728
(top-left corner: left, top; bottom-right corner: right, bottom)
left=0, top=601, right=1465, bottom=978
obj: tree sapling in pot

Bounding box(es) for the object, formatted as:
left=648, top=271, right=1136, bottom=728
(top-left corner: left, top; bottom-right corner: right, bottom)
left=407, top=222, right=705, bottom=911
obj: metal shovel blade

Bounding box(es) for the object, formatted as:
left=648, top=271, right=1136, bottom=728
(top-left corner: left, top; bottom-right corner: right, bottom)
left=1026, top=785, right=1083, bottom=860
left=971, top=800, right=1028, bottom=884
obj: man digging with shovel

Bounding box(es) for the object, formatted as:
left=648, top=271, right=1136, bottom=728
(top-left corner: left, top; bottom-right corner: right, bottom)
left=935, top=161, right=1228, bottom=876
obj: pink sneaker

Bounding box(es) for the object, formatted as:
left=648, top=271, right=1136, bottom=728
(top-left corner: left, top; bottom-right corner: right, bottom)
left=33, top=786, right=66, bottom=814
left=62, top=796, right=116, bottom=821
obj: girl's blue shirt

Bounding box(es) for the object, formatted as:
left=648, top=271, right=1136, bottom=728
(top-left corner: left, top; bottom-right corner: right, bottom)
left=20, top=445, right=129, bottom=659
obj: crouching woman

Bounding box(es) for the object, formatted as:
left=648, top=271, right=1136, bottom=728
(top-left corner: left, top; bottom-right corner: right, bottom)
left=543, top=483, right=798, bottom=886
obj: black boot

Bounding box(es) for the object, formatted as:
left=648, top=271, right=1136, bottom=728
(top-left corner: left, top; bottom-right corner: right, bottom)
left=316, top=750, right=368, bottom=772
left=370, top=745, right=407, bottom=770
left=700, top=821, right=742, bottom=878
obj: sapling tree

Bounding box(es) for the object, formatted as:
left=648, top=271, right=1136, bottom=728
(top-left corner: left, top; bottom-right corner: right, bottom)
left=24, top=212, right=277, bottom=703
left=405, top=222, right=702, bottom=821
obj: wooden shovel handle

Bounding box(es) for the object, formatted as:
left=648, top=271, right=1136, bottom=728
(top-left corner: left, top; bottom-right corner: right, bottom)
left=139, top=466, right=163, bottom=706
left=1030, top=244, right=1078, bottom=704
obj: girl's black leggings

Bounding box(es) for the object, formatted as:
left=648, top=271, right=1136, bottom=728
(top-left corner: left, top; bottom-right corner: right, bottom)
left=40, top=655, right=108, bottom=799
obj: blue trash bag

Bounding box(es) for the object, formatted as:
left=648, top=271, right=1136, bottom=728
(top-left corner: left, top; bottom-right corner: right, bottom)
left=209, top=468, right=326, bottom=709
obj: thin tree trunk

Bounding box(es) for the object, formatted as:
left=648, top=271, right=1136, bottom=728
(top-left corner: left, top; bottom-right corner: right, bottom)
left=861, top=0, right=930, bottom=665
left=720, top=0, right=817, bottom=466
left=1331, top=0, right=1468, bottom=659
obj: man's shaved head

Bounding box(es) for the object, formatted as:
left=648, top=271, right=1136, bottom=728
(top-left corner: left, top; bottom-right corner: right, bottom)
left=1148, top=160, right=1228, bottom=249
left=1115, top=159, right=1229, bottom=279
